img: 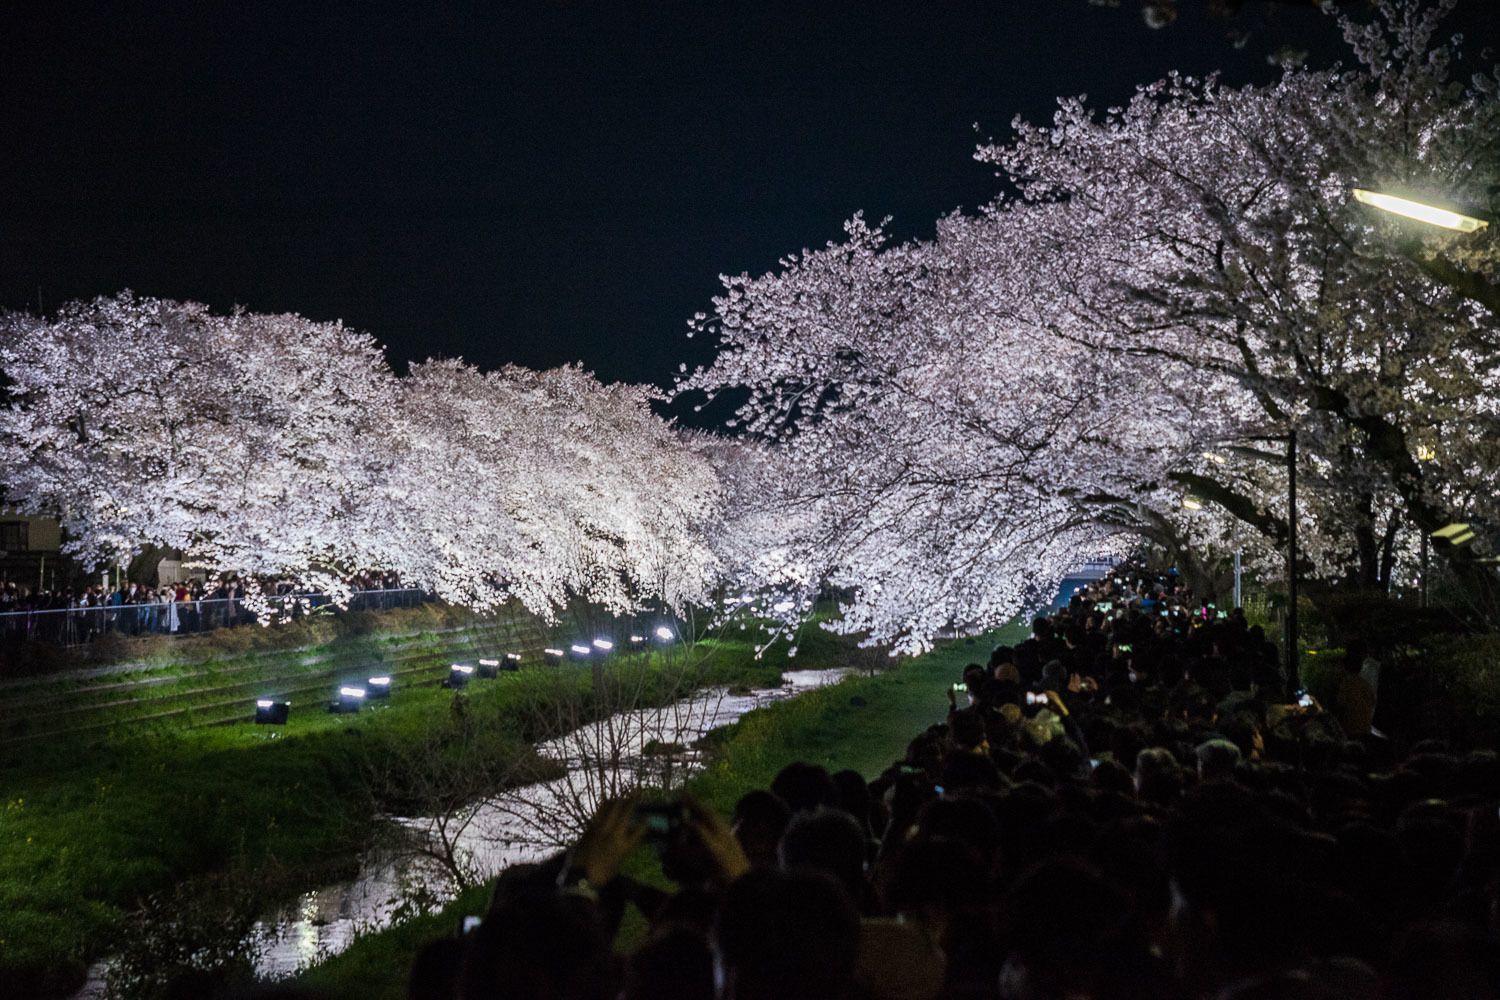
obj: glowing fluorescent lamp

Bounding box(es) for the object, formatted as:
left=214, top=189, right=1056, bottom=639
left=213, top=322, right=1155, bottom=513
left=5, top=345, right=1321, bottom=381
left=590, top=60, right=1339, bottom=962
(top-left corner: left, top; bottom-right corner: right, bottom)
left=1351, top=188, right=1488, bottom=233
left=1181, top=497, right=1203, bottom=511
left=630, top=634, right=646, bottom=644
left=544, top=648, right=564, bottom=666
left=255, top=698, right=290, bottom=724
left=367, top=676, right=392, bottom=699
left=655, top=626, right=674, bottom=641
left=477, top=657, right=500, bottom=679
left=446, top=664, right=474, bottom=689
left=1202, top=452, right=1227, bottom=464
left=451, top=665, right=474, bottom=673
left=478, top=658, right=500, bottom=667
left=592, top=638, right=613, bottom=650
left=504, top=653, right=522, bottom=671
left=340, top=686, right=367, bottom=697
left=257, top=699, right=274, bottom=708
left=570, top=644, right=592, bottom=657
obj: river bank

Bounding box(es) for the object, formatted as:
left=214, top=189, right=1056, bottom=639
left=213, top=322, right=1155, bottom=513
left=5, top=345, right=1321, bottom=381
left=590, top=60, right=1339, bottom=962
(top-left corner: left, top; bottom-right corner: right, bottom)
left=295, top=621, right=1027, bottom=999
left=0, top=610, right=789, bottom=999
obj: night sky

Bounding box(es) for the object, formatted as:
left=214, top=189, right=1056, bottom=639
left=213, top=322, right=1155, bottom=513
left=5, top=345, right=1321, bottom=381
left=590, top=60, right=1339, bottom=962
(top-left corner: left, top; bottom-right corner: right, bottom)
left=4, top=1, right=1496, bottom=410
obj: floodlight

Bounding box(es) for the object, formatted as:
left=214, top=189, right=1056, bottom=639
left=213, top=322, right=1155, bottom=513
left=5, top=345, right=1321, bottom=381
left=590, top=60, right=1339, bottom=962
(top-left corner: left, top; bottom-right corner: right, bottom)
left=592, top=638, right=613, bottom=650
left=629, top=634, right=647, bottom=646
left=570, top=644, right=592, bottom=659
left=255, top=699, right=290, bottom=725
left=504, top=653, right=522, bottom=670
left=1431, top=523, right=1476, bottom=548
left=447, top=663, right=475, bottom=689
left=544, top=647, right=564, bottom=666
left=655, top=626, right=674, bottom=641
left=329, top=686, right=365, bottom=714
left=477, top=657, right=500, bottom=679
left=1181, top=497, right=1204, bottom=511
left=1351, top=188, right=1488, bottom=233
left=367, top=676, right=392, bottom=699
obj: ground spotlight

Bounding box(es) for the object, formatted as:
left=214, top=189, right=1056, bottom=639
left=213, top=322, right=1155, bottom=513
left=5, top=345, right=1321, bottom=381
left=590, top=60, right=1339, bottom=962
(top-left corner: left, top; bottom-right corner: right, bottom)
left=544, top=647, right=564, bottom=666
left=504, top=653, right=522, bottom=671
left=655, top=626, right=674, bottom=641
left=255, top=698, right=290, bottom=724
left=592, top=638, right=613, bottom=651
left=366, top=676, right=392, bottom=699
left=569, top=644, right=592, bottom=660
left=329, top=686, right=366, bottom=714
left=477, top=658, right=500, bottom=679
left=446, top=663, right=475, bottom=689
left=629, top=634, right=647, bottom=647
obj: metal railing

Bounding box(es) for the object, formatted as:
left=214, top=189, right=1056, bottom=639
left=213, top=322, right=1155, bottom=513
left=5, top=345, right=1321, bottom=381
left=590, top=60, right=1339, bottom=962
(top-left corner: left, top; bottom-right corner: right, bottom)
left=0, top=588, right=430, bottom=646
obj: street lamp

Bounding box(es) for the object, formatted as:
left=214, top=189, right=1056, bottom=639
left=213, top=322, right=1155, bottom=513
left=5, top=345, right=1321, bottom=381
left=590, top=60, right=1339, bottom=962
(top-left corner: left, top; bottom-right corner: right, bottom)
left=1351, top=188, right=1489, bottom=233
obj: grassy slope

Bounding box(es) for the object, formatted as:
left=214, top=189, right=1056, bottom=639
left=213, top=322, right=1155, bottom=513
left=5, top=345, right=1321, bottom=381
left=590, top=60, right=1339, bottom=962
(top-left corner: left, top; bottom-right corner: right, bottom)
left=0, top=628, right=780, bottom=999
left=298, top=622, right=1026, bottom=999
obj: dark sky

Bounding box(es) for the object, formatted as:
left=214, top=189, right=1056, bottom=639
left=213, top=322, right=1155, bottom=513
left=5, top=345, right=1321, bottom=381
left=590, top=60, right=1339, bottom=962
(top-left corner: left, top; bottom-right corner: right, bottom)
left=4, top=1, right=1496, bottom=408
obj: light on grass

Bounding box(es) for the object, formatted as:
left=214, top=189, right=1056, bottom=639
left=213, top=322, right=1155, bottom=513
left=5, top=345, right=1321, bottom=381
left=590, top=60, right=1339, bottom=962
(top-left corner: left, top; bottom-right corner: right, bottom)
left=447, top=664, right=475, bottom=689
left=570, top=644, right=592, bottom=659
left=629, top=634, right=647, bottom=646
left=330, top=686, right=365, bottom=714
left=655, top=626, right=674, bottom=641
left=255, top=699, right=290, bottom=724
left=504, top=653, right=522, bottom=670
left=367, top=676, right=392, bottom=699
left=544, top=647, right=564, bottom=666
left=477, top=658, right=500, bottom=679
left=592, top=638, right=614, bottom=650
left=1351, top=188, right=1488, bottom=233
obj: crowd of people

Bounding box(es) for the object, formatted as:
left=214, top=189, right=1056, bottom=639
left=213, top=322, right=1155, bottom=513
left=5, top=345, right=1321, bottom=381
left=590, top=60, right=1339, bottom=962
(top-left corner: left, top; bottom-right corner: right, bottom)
left=390, top=567, right=1499, bottom=1000
left=0, top=570, right=412, bottom=645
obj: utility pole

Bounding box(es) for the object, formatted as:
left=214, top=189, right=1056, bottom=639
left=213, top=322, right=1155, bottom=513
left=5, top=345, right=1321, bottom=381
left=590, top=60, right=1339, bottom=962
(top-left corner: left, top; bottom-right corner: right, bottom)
left=1286, top=431, right=1299, bottom=694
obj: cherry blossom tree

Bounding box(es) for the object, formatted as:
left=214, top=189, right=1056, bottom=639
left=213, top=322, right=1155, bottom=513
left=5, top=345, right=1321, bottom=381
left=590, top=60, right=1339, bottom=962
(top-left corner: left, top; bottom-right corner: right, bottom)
left=681, top=0, right=1500, bottom=646
left=0, top=294, right=722, bottom=621
left=0, top=292, right=395, bottom=594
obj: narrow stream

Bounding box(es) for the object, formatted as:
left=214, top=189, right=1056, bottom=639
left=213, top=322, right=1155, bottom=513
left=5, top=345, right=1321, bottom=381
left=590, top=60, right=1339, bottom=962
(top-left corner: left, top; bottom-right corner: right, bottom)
left=73, top=667, right=853, bottom=996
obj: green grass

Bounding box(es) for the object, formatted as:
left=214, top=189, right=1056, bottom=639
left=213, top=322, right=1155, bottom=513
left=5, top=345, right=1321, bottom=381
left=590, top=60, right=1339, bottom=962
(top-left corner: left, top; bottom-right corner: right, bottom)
left=296, top=622, right=1026, bottom=1000
left=0, top=620, right=788, bottom=999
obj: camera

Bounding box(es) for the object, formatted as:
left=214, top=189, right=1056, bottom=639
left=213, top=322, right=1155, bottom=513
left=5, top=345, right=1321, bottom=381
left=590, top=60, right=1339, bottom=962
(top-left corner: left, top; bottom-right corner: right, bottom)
left=636, top=802, right=685, bottom=841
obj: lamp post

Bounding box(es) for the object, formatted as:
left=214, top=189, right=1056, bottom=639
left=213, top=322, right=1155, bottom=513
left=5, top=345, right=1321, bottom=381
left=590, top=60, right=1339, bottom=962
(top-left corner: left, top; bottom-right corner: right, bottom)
left=1353, top=188, right=1491, bottom=608
left=1286, top=431, right=1298, bottom=694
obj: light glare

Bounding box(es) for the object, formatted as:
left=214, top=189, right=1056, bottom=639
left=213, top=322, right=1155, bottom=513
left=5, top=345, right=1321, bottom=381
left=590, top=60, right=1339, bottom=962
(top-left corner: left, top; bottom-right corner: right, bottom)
left=1352, top=188, right=1487, bottom=232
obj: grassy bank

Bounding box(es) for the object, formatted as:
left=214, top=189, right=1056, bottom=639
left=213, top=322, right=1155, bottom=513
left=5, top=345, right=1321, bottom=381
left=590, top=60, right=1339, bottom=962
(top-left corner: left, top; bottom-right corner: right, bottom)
left=0, top=619, right=782, bottom=998
left=298, top=623, right=1026, bottom=999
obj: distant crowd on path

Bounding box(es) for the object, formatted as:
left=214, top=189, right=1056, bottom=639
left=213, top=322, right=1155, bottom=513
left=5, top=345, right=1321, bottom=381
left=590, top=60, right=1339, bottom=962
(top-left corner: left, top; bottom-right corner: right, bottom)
left=367, top=565, right=1498, bottom=1000
left=0, top=570, right=408, bottom=643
